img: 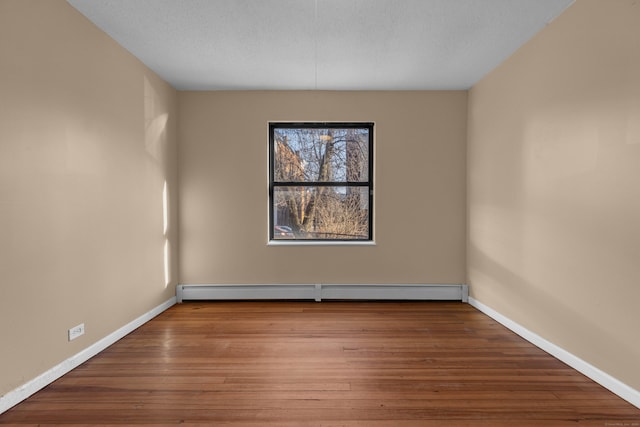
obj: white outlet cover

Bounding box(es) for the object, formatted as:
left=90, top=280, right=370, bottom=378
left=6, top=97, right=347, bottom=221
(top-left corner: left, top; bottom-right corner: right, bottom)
left=68, top=323, right=85, bottom=341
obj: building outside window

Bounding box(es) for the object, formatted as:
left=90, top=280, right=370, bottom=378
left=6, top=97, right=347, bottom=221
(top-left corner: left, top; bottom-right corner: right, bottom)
left=269, top=122, right=374, bottom=242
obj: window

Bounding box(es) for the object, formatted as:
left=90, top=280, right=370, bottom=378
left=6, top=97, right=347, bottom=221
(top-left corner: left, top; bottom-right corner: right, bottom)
left=269, top=122, right=374, bottom=242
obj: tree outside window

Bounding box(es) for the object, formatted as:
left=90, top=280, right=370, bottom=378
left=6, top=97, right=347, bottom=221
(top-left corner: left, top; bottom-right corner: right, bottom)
left=269, top=123, right=373, bottom=241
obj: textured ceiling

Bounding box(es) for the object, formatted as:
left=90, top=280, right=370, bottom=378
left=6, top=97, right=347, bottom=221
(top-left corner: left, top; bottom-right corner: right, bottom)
left=66, top=0, right=574, bottom=90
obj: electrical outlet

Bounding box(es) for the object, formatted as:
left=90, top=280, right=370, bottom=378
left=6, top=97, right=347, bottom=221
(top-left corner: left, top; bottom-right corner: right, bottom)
left=68, top=323, right=85, bottom=341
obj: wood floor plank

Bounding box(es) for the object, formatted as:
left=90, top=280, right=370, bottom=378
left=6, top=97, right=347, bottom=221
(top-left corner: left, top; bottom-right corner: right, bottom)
left=1, top=301, right=639, bottom=426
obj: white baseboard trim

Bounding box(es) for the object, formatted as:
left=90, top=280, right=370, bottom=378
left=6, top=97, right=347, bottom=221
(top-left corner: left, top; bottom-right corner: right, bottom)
left=468, top=297, right=640, bottom=410
left=0, top=296, right=177, bottom=415
left=176, top=283, right=469, bottom=303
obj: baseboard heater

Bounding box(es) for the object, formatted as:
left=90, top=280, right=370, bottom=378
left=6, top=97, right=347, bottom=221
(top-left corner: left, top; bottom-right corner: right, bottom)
left=176, top=284, right=468, bottom=303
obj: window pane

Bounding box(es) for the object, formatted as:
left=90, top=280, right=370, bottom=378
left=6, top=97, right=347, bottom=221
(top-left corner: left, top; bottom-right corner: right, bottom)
left=273, top=186, right=370, bottom=240
left=274, top=128, right=369, bottom=183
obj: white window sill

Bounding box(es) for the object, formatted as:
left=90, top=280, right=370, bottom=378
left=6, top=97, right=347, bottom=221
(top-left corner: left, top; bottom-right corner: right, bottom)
left=267, top=240, right=376, bottom=247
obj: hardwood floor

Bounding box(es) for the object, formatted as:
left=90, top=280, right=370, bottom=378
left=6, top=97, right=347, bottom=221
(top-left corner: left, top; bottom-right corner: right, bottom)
left=1, top=301, right=639, bottom=426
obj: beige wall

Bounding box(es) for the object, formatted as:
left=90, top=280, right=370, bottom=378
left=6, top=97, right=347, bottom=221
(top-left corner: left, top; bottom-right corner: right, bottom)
left=178, top=91, right=467, bottom=284
left=468, top=0, right=640, bottom=390
left=0, top=0, right=178, bottom=396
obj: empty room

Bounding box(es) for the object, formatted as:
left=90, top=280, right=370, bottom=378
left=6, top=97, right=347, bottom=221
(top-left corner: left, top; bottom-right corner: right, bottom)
left=1, top=0, right=639, bottom=425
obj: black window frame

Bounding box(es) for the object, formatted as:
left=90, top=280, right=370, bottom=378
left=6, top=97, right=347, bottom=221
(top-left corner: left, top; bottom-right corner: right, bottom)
left=269, top=122, right=374, bottom=242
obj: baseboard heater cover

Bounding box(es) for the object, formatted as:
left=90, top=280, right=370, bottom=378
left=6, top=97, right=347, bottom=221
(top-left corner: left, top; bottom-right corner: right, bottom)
left=176, top=284, right=468, bottom=303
